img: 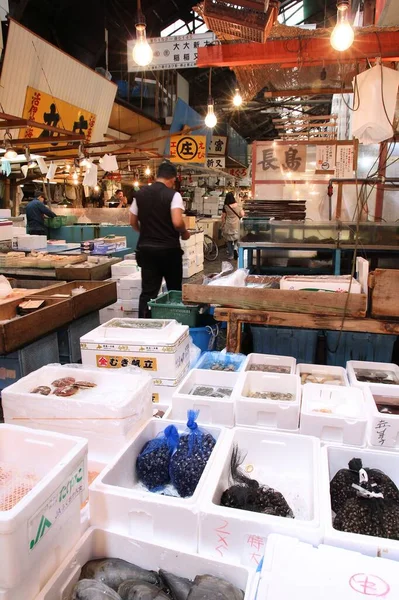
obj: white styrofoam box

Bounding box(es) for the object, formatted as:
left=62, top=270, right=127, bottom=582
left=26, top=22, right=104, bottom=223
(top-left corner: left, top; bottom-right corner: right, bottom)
left=0, top=210, right=11, bottom=218
left=17, top=234, right=47, bottom=250
left=347, top=361, right=399, bottom=396
left=152, top=403, right=172, bottom=419
left=152, top=364, right=190, bottom=404
left=183, top=265, right=198, bottom=279
left=0, top=221, right=12, bottom=242
left=180, top=231, right=204, bottom=250
left=0, top=424, right=88, bottom=589
left=37, top=527, right=253, bottom=600
left=2, top=364, right=153, bottom=464
left=172, top=369, right=240, bottom=427
left=111, top=260, right=139, bottom=279
left=99, top=303, right=139, bottom=324
left=123, top=252, right=136, bottom=260
left=195, top=253, right=204, bottom=267
left=118, top=285, right=140, bottom=301
left=120, top=298, right=139, bottom=311
left=258, top=533, right=399, bottom=600
left=118, top=271, right=142, bottom=291
left=198, top=428, right=322, bottom=566
left=243, top=353, right=296, bottom=375
left=280, top=275, right=362, bottom=294
left=300, top=384, right=367, bottom=447
left=89, top=419, right=225, bottom=552
left=322, top=444, right=399, bottom=560
left=183, top=245, right=197, bottom=260
left=364, top=385, right=399, bottom=450
left=183, top=256, right=196, bottom=268
left=81, top=318, right=190, bottom=380
left=235, top=372, right=301, bottom=431
left=297, top=364, right=349, bottom=386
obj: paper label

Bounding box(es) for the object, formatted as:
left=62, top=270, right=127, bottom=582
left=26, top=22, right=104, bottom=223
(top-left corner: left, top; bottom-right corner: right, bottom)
left=96, top=355, right=158, bottom=371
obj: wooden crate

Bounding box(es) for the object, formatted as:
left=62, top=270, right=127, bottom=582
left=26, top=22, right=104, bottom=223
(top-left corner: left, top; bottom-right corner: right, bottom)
left=183, top=284, right=368, bottom=318
left=370, top=269, right=399, bottom=319
left=0, top=297, right=73, bottom=354
left=55, top=258, right=121, bottom=281
left=26, top=280, right=117, bottom=319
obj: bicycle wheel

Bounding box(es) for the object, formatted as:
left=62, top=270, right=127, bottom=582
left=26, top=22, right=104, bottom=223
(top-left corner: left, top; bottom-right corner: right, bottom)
left=203, top=234, right=219, bottom=261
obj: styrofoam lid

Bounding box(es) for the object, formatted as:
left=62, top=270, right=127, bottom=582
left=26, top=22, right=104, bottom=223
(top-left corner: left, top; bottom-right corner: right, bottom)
left=82, top=318, right=188, bottom=344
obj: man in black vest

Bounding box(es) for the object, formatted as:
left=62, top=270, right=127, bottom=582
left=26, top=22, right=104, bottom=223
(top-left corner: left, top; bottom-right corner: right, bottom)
left=129, top=162, right=190, bottom=318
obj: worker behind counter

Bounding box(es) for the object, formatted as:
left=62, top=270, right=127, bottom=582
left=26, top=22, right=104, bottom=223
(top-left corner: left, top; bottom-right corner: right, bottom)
left=129, top=162, right=190, bottom=318
left=25, top=191, right=57, bottom=237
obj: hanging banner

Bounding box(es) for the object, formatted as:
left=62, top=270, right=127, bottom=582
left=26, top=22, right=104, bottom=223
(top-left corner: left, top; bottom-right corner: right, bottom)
left=255, top=142, right=307, bottom=178
left=208, top=136, right=227, bottom=156
left=274, top=144, right=307, bottom=173
left=335, top=145, right=355, bottom=178
left=206, top=157, right=225, bottom=169
left=170, top=135, right=206, bottom=164
left=21, top=86, right=96, bottom=142
left=128, top=33, right=215, bottom=72
left=315, top=145, right=336, bottom=173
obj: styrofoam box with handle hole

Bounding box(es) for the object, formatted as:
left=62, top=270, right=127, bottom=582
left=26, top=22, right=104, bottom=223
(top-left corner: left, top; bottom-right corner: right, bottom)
left=117, top=282, right=141, bottom=301
left=118, top=271, right=142, bottom=291
left=347, top=360, right=399, bottom=396
left=257, top=533, right=399, bottom=600
left=89, top=418, right=226, bottom=553
left=2, top=364, right=153, bottom=464
left=0, top=424, right=88, bottom=590
left=172, top=369, right=240, bottom=427
left=111, top=260, right=139, bottom=279
left=300, top=384, right=368, bottom=446
left=235, top=372, right=301, bottom=431
left=364, top=385, right=399, bottom=450
left=243, top=353, right=296, bottom=375
left=198, top=428, right=322, bottom=566
left=322, top=444, right=399, bottom=560
left=36, top=527, right=254, bottom=600
left=297, top=364, right=349, bottom=386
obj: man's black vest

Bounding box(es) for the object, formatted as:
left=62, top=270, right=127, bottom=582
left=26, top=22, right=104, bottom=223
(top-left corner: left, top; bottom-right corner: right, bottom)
left=135, top=182, right=180, bottom=249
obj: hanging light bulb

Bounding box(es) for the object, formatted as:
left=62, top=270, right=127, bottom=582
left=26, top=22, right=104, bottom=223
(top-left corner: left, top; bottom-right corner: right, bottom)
left=94, top=184, right=100, bottom=192
left=72, top=171, right=79, bottom=183
left=25, top=147, right=37, bottom=169
left=205, top=98, right=217, bottom=128
left=233, top=88, right=243, bottom=107
left=145, top=166, right=151, bottom=176
left=132, top=0, right=153, bottom=67
left=330, top=0, right=354, bottom=52
left=3, top=132, right=17, bottom=160
left=133, top=179, right=140, bottom=187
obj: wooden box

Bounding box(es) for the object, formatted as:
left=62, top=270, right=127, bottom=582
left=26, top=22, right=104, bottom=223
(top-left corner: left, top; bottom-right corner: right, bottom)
left=55, top=258, right=121, bottom=281
left=370, top=269, right=399, bottom=319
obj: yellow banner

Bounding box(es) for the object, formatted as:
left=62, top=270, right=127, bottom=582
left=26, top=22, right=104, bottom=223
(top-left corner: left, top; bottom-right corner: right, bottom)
left=170, top=135, right=206, bottom=164
left=21, top=86, right=96, bottom=142
left=96, top=355, right=157, bottom=371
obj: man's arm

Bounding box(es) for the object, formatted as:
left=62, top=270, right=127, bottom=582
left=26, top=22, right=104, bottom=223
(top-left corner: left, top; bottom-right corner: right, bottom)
left=171, top=192, right=190, bottom=240
left=40, top=204, right=57, bottom=219
left=129, top=212, right=140, bottom=232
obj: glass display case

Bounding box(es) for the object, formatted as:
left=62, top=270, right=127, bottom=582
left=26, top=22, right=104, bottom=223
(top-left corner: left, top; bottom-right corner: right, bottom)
left=239, top=219, right=339, bottom=246
left=339, top=222, right=399, bottom=248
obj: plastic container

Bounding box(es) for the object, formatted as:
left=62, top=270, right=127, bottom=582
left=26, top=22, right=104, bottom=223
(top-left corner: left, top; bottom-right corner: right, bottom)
left=80, top=318, right=190, bottom=381
left=251, top=326, right=319, bottom=364
left=243, top=353, right=296, bottom=375
left=300, top=384, right=368, bottom=447
left=152, top=365, right=190, bottom=404
left=148, top=291, right=200, bottom=327
left=111, top=260, right=139, bottom=279
left=172, top=369, right=240, bottom=427
left=190, top=326, right=217, bottom=353
left=326, top=332, right=397, bottom=367
left=0, top=424, right=88, bottom=589
left=198, top=427, right=322, bottom=566
left=2, top=364, right=153, bottom=464
left=347, top=360, right=399, bottom=396
left=257, top=533, right=399, bottom=600
left=364, top=385, right=399, bottom=450
left=196, top=351, right=246, bottom=372
left=322, top=444, right=399, bottom=560
left=36, top=527, right=253, bottom=600
left=89, top=419, right=225, bottom=552
left=297, top=364, right=349, bottom=386
left=235, top=372, right=301, bottom=431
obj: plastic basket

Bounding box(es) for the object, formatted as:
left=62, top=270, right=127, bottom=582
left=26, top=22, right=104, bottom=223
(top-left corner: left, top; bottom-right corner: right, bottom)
left=325, top=331, right=397, bottom=367
left=47, top=216, right=68, bottom=229
left=190, top=326, right=217, bottom=353
left=148, top=291, right=200, bottom=327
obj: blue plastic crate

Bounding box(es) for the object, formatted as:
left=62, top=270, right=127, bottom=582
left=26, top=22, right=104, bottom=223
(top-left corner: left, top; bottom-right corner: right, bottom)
left=58, top=311, right=100, bottom=364
left=251, top=326, right=319, bottom=364
left=325, top=331, right=397, bottom=367
left=195, top=351, right=246, bottom=372
left=189, top=326, right=217, bottom=353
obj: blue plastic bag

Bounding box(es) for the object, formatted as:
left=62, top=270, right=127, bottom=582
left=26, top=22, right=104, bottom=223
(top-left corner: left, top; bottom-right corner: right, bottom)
left=136, top=424, right=179, bottom=492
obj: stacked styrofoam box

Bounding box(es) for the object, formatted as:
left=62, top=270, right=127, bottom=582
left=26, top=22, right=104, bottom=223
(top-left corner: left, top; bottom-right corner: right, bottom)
left=181, top=232, right=204, bottom=278
left=81, top=318, right=191, bottom=405
left=322, top=444, right=399, bottom=560
left=297, top=364, right=349, bottom=386
left=347, top=360, right=399, bottom=395
left=364, top=385, right=399, bottom=450
left=0, top=424, right=87, bottom=599
left=243, top=353, right=297, bottom=375
left=235, top=372, right=301, bottom=431
left=89, top=419, right=226, bottom=552
left=111, top=259, right=139, bottom=279
left=2, top=364, right=153, bottom=464
left=198, top=428, right=322, bottom=566
left=0, top=220, right=13, bottom=242
left=300, top=384, right=367, bottom=446
left=16, top=234, right=47, bottom=250
left=172, top=369, right=240, bottom=427
left=37, top=527, right=254, bottom=600
left=257, top=533, right=399, bottom=600
left=99, top=299, right=139, bottom=323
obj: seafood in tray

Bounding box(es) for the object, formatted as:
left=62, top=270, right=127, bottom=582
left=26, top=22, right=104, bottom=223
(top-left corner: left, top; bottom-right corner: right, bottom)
left=246, top=391, right=294, bottom=401
left=31, top=377, right=97, bottom=398
left=189, top=385, right=233, bottom=398
left=354, top=368, right=399, bottom=385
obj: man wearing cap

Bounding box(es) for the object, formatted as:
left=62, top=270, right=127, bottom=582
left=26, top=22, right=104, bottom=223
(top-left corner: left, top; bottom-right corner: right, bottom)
left=25, top=191, right=58, bottom=237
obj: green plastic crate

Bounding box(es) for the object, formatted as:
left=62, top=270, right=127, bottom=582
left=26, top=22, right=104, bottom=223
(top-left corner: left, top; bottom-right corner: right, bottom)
left=47, top=216, right=68, bottom=229
left=148, top=291, right=200, bottom=327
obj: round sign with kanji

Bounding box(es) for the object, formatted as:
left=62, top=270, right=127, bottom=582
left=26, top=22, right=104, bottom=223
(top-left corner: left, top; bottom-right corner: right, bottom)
left=170, top=135, right=206, bottom=164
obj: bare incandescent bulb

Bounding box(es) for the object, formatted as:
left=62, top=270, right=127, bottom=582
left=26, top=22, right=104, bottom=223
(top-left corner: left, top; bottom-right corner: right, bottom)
left=205, top=98, right=217, bottom=128
left=330, top=1, right=354, bottom=52
left=132, top=24, right=153, bottom=67
left=233, top=89, right=243, bottom=107
left=145, top=166, right=151, bottom=176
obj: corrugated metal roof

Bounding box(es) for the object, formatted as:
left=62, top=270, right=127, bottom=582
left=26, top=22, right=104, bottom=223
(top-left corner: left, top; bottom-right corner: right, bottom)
left=0, top=19, right=117, bottom=142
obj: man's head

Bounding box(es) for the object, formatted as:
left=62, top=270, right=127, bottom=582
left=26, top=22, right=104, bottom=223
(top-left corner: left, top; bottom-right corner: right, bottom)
left=115, top=189, right=124, bottom=199
left=156, top=162, right=177, bottom=189
left=34, top=191, right=45, bottom=202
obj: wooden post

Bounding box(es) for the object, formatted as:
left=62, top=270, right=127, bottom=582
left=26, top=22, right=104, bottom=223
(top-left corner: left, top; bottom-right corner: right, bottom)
left=4, top=178, right=10, bottom=209
left=10, top=182, right=17, bottom=216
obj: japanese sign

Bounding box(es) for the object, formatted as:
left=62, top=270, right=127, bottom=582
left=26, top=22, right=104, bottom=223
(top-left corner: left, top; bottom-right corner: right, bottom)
left=335, top=144, right=355, bottom=179
left=96, top=355, right=157, bottom=371
left=228, top=167, right=249, bottom=179
left=206, top=157, right=225, bottom=169
left=315, top=145, right=336, bottom=172
left=21, top=86, right=96, bottom=142
left=127, top=32, right=215, bottom=72
left=208, top=136, right=227, bottom=156
left=274, top=144, right=306, bottom=173
left=255, top=142, right=307, bottom=178
left=170, top=135, right=206, bottom=164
